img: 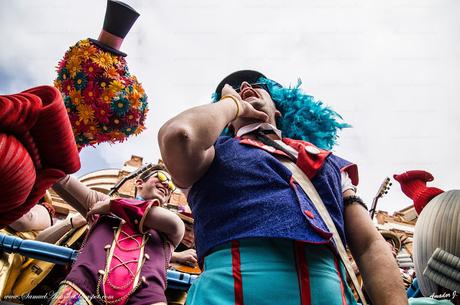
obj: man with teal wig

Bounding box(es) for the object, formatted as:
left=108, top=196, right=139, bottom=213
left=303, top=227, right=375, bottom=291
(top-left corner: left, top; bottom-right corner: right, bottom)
left=159, top=70, right=408, bottom=305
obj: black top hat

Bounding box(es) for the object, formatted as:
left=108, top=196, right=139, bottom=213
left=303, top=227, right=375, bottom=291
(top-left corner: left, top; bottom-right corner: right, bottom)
left=214, top=70, right=282, bottom=100
left=90, top=0, right=140, bottom=57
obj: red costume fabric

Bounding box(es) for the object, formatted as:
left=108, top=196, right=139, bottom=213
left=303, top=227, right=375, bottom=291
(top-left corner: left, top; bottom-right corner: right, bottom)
left=393, top=170, right=444, bottom=214
left=105, top=198, right=164, bottom=305
left=110, top=198, right=160, bottom=232
left=0, top=86, right=80, bottom=227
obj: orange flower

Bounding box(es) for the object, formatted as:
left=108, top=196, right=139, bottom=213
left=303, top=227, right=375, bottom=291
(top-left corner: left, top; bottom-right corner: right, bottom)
left=133, top=125, right=145, bottom=135
left=101, top=88, right=116, bottom=103
left=127, top=86, right=141, bottom=103
left=104, top=66, right=119, bottom=79
left=69, top=89, right=84, bottom=106
left=78, top=44, right=98, bottom=60
left=67, top=48, right=80, bottom=62
left=66, top=56, right=81, bottom=77
left=92, top=51, right=113, bottom=70
left=130, top=97, right=141, bottom=109
left=76, top=104, right=95, bottom=125
left=132, top=82, right=145, bottom=95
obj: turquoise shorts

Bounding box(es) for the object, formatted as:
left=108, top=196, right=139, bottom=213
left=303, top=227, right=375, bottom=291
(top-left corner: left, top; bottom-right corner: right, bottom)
left=187, top=238, right=358, bottom=305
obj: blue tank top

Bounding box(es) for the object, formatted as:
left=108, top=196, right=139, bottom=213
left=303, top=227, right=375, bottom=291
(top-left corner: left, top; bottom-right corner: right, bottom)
left=188, top=136, right=356, bottom=261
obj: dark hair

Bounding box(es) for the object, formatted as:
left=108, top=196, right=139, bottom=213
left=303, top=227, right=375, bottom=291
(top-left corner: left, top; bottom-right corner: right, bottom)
left=138, top=163, right=167, bottom=182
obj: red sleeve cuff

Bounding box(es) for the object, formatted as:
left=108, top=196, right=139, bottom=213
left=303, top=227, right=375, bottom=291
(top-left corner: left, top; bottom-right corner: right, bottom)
left=342, top=164, right=359, bottom=186
left=110, top=198, right=159, bottom=230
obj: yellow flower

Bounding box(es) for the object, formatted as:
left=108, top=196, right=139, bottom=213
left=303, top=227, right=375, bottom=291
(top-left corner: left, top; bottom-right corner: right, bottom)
left=109, top=80, right=124, bottom=94
left=67, top=48, right=80, bottom=61
left=76, top=104, right=95, bottom=125
left=92, top=51, right=113, bottom=70
left=54, top=80, right=62, bottom=91
left=78, top=39, right=90, bottom=47
left=109, top=53, right=119, bottom=65
left=66, top=56, right=81, bottom=77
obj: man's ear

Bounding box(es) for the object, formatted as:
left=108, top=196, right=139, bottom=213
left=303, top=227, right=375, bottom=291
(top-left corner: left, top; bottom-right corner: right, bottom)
left=135, top=179, right=143, bottom=188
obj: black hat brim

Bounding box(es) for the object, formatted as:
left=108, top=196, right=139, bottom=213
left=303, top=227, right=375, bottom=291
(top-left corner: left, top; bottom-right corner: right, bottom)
left=89, top=38, right=127, bottom=57
left=215, top=70, right=267, bottom=98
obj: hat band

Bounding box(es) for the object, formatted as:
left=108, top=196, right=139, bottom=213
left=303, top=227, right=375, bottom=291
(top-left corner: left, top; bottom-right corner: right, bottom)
left=97, top=29, right=123, bottom=51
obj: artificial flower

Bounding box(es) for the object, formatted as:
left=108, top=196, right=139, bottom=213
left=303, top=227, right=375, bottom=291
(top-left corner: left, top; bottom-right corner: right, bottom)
left=82, top=61, right=101, bottom=78
left=66, top=56, right=82, bottom=77
left=69, top=89, right=84, bottom=106
left=73, top=72, right=88, bottom=91
left=76, top=103, right=95, bottom=125
left=54, top=39, right=149, bottom=148
left=92, top=51, right=113, bottom=70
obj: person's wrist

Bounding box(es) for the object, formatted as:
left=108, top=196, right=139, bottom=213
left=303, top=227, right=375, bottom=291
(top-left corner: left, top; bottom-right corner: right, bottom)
left=220, top=95, right=241, bottom=121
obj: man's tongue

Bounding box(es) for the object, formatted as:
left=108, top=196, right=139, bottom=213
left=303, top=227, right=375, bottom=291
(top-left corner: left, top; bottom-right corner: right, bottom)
left=241, top=89, right=258, bottom=100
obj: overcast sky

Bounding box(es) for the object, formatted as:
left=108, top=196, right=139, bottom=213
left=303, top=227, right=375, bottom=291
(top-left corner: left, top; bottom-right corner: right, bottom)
left=1, top=0, right=459, bottom=213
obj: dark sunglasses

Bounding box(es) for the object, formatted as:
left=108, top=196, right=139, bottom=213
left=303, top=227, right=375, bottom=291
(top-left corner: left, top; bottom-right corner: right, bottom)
left=233, top=82, right=270, bottom=94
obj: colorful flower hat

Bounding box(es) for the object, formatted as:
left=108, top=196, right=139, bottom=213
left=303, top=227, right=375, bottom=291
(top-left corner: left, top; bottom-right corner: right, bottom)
left=54, top=0, right=148, bottom=149
left=0, top=86, right=80, bottom=228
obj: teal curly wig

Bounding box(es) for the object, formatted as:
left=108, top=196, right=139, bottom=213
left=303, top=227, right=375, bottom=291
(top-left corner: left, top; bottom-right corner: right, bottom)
left=213, top=77, right=350, bottom=150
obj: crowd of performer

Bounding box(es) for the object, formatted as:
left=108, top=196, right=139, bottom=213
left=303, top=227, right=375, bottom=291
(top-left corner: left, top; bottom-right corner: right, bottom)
left=1, top=1, right=459, bottom=304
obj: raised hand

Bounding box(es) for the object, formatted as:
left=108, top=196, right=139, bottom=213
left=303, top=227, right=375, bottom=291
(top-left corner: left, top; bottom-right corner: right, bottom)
left=70, top=213, right=87, bottom=228
left=221, top=84, right=269, bottom=123
left=86, top=198, right=111, bottom=224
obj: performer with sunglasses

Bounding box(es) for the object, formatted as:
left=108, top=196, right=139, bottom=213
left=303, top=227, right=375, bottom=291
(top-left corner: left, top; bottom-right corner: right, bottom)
left=159, top=70, right=408, bottom=305
left=49, top=165, right=184, bottom=305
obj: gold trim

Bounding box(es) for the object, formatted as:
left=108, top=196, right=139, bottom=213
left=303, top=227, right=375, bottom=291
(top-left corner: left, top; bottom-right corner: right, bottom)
left=138, top=201, right=155, bottom=234
left=132, top=234, right=148, bottom=288
left=99, top=222, right=149, bottom=303
left=60, top=280, right=94, bottom=305
left=103, top=225, right=121, bottom=288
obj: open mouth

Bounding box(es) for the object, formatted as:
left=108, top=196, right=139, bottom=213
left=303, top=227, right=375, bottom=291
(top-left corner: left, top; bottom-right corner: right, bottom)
left=240, top=87, right=260, bottom=101
left=157, top=185, right=168, bottom=197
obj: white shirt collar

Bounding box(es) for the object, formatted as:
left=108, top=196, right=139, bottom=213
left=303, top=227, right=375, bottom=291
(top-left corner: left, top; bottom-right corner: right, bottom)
left=235, top=123, right=282, bottom=139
